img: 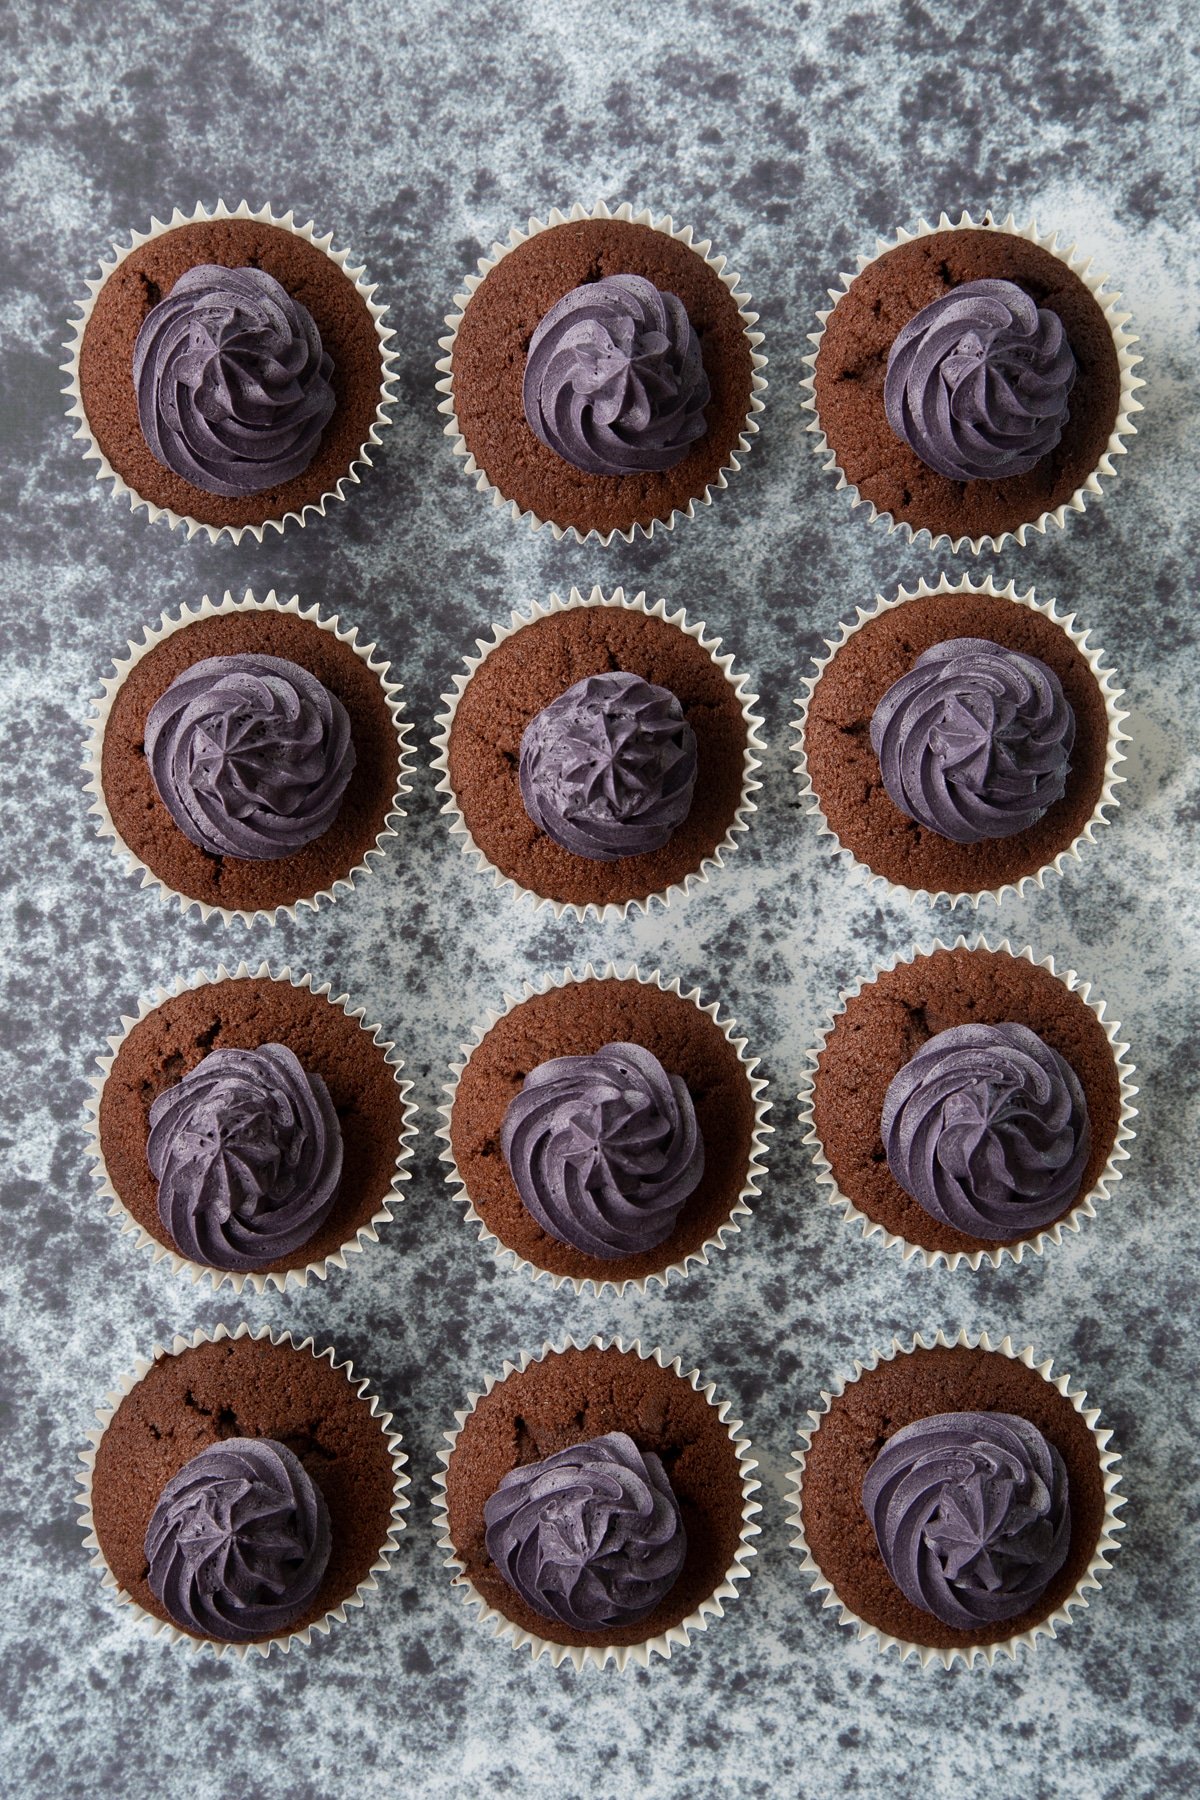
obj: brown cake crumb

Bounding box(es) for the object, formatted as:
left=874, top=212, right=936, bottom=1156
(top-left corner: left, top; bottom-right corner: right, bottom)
left=90, top=1334, right=399, bottom=1642
left=97, top=976, right=405, bottom=1273
left=446, top=606, right=750, bottom=909
left=444, top=1345, right=747, bottom=1647
left=79, top=218, right=385, bottom=528
left=812, top=946, right=1122, bottom=1256
left=449, top=978, right=757, bottom=1283
left=800, top=1344, right=1107, bottom=1650
left=803, top=589, right=1112, bottom=894
left=813, top=229, right=1120, bottom=542
left=100, top=609, right=402, bottom=915
left=451, top=217, right=755, bottom=536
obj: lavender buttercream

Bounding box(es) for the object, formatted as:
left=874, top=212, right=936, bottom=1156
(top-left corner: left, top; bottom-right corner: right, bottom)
left=863, top=1410, right=1071, bottom=1629
left=144, top=652, right=355, bottom=861
left=518, top=671, right=698, bottom=861
left=483, top=1432, right=687, bottom=1631
left=523, top=273, right=710, bottom=476
left=145, top=1437, right=332, bottom=1642
left=500, top=1041, right=704, bottom=1260
left=146, top=1043, right=343, bottom=1271
left=881, top=1022, right=1091, bottom=1240
left=133, top=264, right=336, bottom=497
left=884, top=278, right=1076, bottom=482
left=870, top=638, right=1075, bottom=844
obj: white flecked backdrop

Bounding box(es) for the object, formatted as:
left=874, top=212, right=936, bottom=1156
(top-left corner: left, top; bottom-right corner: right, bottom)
left=1, top=2, right=1197, bottom=1796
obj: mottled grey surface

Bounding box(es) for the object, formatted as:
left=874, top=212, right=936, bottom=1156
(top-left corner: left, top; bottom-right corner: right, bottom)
left=1, top=2, right=1197, bottom=1796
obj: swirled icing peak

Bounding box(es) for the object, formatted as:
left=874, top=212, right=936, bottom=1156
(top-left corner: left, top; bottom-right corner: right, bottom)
left=145, top=1437, right=332, bottom=1642
left=523, top=274, right=710, bottom=476
left=144, top=652, right=356, bottom=860
left=500, top=1041, right=704, bottom=1260
left=869, top=638, right=1075, bottom=844
left=519, top=672, right=698, bottom=861
left=133, top=264, right=336, bottom=496
left=863, top=1410, right=1071, bottom=1629
left=483, top=1432, right=686, bottom=1631
left=147, top=1043, right=343, bottom=1271
left=882, top=1022, right=1090, bottom=1241
left=884, top=278, right=1076, bottom=482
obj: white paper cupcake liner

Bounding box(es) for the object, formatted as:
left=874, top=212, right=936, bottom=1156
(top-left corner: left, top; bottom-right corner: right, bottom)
left=791, top=572, right=1129, bottom=908
left=83, top=587, right=415, bottom=929
left=798, top=934, right=1137, bottom=1272
left=435, top=198, right=768, bottom=546
left=438, top=963, right=772, bottom=1297
left=802, top=209, right=1144, bottom=555
left=77, top=1321, right=410, bottom=1659
left=62, top=199, right=398, bottom=544
left=432, top=585, right=765, bottom=923
left=433, top=1335, right=761, bottom=1670
left=85, top=961, right=417, bottom=1294
left=786, top=1326, right=1126, bottom=1669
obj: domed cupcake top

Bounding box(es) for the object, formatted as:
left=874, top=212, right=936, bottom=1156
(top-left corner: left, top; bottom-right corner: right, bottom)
left=883, top=277, right=1076, bottom=483
left=862, top=1409, right=1071, bottom=1629
left=500, top=1041, right=704, bottom=1260
left=522, top=273, right=710, bottom=477
left=869, top=637, right=1075, bottom=844
left=483, top=1431, right=687, bottom=1631
left=145, top=1436, right=332, bottom=1641
left=133, top=264, right=336, bottom=497
left=146, top=1043, right=343, bottom=1271
left=881, top=1021, right=1091, bottom=1240
left=144, top=651, right=356, bottom=861
left=518, top=671, right=698, bottom=861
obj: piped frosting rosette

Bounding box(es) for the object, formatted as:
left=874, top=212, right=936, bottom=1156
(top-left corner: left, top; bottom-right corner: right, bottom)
left=432, top=1336, right=761, bottom=1671
left=798, top=935, right=1137, bottom=1272
left=432, top=585, right=765, bottom=924
left=792, top=573, right=1128, bottom=908
left=85, top=962, right=418, bottom=1294
left=438, top=963, right=772, bottom=1297
left=802, top=208, right=1143, bottom=554
left=83, top=588, right=414, bottom=928
left=786, top=1328, right=1126, bottom=1670
left=76, top=1322, right=409, bottom=1659
left=62, top=200, right=397, bottom=545
left=436, top=199, right=767, bottom=546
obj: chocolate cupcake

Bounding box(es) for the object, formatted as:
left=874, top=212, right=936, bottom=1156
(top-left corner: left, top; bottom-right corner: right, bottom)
left=804, top=211, right=1143, bottom=553
left=433, top=586, right=763, bottom=919
left=794, top=574, right=1127, bottom=905
left=433, top=1338, right=760, bottom=1669
left=85, top=589, right=412, bottom=926
left=436, top=200, right=767, bottom=545
left=87, top=964, right=416, bottom=1293
left=800, top=939, right=1137, bottom=1271
left=441, top=966, right=770, bottom=1296
left=79, top=1324, right=408, bottom=1656
left=788, top=1330, right=1125, bottom=1668
left=64, top=200, right=397, bottom=543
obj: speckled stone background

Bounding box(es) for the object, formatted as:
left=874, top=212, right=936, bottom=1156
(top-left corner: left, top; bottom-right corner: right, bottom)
left=1, top=2, right=1197, bottom=1795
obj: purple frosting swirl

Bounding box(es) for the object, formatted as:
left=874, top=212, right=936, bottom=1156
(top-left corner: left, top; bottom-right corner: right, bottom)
left=870, top=638, right=1075, bottom=844
left=884, top=278, right=1076, bottom=481
left=519, top=672, right=698, bottom=861
left=863, top=1410, right=1071, bottom=1629
left=522, top=273, right=710, bottom=476
left=500, top=1041, right=704, bottom=1260
left=144, top=652, right=356, bottom=860
left=882, top=1022, right=1091, bottom=1240
left=483, top=1432, right=686, bottom=1631
left=133, top=264, right=336, bottom=496
left=146, top=1437, right=332, bottom=1642
left=147, top=1044, right=343, bottom=1271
